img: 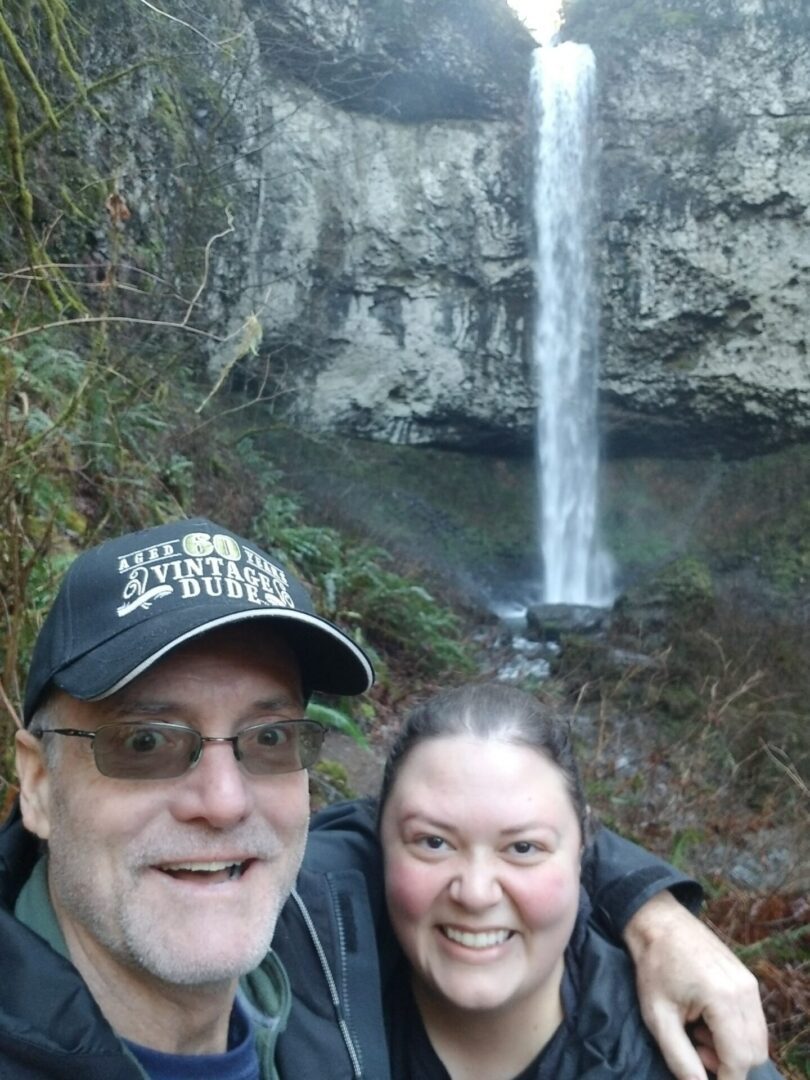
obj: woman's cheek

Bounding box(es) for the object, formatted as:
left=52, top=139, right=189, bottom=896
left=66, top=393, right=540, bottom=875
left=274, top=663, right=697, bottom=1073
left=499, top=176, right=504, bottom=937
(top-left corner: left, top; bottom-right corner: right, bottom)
left=385, top=853, right=440, bottom=923
left=514, top=862, right=580, bottom=927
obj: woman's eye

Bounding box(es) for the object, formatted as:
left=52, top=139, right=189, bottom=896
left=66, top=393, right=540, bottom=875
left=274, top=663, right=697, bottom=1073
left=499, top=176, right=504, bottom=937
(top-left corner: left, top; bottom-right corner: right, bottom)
left=510, top=840, right=540, bottom=856
left=419, top=835, right=447, bottom=851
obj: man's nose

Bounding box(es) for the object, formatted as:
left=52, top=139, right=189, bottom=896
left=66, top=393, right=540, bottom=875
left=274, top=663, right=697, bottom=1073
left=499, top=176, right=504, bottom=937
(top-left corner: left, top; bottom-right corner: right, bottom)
left=448, top=857, right=502, bottom=910
left=169, top=740, right=254, bottom=828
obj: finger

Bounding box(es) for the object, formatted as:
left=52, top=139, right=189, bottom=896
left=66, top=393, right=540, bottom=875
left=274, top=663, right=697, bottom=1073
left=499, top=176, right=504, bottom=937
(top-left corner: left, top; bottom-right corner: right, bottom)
left=646, top=1005, right=709, bottom=1080
left=695, top=1043, right=721, bottom=1075
left=701, top=983, right=769, bottom=1079
left=702, top=1019, right=763, bottom=1080
left=688, top=1020, right=719, bottom=1071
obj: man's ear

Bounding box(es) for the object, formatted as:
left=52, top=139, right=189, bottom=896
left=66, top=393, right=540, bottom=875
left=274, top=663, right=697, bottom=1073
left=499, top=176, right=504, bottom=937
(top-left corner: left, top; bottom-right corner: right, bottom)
left=15, top=729, right=52, bottom=840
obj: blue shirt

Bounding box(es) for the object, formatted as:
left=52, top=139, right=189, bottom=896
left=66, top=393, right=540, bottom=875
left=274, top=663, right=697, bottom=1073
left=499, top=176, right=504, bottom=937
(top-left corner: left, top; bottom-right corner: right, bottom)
left=123, top=997, right=260, bottom=1080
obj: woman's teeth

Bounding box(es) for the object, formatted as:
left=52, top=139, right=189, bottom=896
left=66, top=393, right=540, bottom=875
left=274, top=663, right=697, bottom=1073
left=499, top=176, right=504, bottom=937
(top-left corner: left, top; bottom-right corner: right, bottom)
left=442, top=927, right=512, bottom=948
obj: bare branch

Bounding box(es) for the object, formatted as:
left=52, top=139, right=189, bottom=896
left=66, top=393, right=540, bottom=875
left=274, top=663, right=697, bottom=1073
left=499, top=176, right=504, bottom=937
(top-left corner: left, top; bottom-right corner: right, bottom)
left=134, top=0, right=241, bottom=49
left=182, top=207, right=234, bottom=324
left=760, top=740, right=809, bottom=797
left=0, top=677, right=21, bottom=730
left=196, top=312, right=265, bottom=413
left=0, top=307, right=262, bottom=347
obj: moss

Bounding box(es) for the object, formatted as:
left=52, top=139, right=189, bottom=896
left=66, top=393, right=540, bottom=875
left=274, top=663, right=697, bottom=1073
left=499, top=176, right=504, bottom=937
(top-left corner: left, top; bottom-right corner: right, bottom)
left=661, top=11, right=700, bottom=30
left=312, top=759, right=356, bottom=803
left=653, top=556, right=714, bottom=616
left=656, top=682, right=702, bottom=719
left=150, top=85, right=191, bottom=153
left=552, top=633, right=621, bottom=687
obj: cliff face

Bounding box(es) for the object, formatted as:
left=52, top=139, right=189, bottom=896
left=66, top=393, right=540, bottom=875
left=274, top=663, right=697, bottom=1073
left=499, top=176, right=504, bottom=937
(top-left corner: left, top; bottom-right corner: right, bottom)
left=250, top=0, right=810, bottom=457
left=564, top=0, right=810, bottom=455
left=13, top=0, right=810, bottom=458
left=6, top=0, right=535, bottom=451
left=229, top=0, right=537, bottom=451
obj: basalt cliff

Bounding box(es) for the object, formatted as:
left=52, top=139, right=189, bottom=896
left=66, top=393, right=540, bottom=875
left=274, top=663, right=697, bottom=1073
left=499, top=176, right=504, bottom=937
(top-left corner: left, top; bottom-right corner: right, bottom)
left=14, top=0, right=810, bottom=458
left=572, top=0, right=810, bottom=456
left=241, top=0, right=810, bottom=457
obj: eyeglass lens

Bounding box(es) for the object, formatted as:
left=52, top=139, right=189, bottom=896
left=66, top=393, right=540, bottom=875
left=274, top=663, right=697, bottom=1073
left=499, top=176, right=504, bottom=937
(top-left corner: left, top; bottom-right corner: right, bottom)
left=91, top=720, right=324, bottom=780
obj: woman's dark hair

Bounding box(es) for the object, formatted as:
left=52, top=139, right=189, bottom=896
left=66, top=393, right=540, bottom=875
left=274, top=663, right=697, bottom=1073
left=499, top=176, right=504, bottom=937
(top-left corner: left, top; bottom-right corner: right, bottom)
left=378, top=682, right=592, bottom=844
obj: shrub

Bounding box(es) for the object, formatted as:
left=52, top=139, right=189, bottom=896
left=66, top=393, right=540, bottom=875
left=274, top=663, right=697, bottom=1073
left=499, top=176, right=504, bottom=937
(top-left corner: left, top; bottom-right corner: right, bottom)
left=252, top=494, right=474, bottom=682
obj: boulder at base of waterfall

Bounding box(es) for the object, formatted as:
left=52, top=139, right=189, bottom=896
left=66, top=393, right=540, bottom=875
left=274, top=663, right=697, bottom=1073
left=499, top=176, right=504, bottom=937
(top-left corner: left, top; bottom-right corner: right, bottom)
left=525, top=603, right=611, bottom=641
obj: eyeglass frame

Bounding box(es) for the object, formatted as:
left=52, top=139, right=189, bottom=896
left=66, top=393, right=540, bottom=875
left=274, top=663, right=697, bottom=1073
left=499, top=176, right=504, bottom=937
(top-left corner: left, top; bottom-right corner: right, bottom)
left=33, top=717, right=326, bottom=780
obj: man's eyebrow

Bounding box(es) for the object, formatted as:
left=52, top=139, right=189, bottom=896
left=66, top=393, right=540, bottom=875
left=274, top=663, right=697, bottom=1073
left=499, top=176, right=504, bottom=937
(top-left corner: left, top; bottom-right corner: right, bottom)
left=105, top=700, right=178, bottom=719
left=107, top=695, right=303, bottom=717
left=252, top=696, right=305, bottom=713
left=499, top=822, right=561, bottom=840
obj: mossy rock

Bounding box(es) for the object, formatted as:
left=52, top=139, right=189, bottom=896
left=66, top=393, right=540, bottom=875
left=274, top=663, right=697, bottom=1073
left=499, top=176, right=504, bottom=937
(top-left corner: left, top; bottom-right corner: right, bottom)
left=614, top=556, right=715, bottom=636
left=552, top=633, right=621, bottom=688
left=311, top=759, right=356, bottom=808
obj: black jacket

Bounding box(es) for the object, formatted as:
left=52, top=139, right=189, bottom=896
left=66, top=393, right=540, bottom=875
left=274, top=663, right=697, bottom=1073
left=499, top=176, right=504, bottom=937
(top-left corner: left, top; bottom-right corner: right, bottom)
left=274, top=799, right=716, bottom=1080
left=0, top=802, right=288, bottom=1079
left=1, top=798, right=777, bottom=1079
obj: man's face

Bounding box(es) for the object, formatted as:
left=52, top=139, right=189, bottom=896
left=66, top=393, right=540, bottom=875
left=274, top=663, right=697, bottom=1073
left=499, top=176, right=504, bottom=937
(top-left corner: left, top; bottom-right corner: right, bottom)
left=17, top=627, right=309, bottom=990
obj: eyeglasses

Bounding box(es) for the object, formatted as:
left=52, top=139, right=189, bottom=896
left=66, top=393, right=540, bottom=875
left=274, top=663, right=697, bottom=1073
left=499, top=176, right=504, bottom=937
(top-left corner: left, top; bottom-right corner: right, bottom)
left=35, top=718, right=325, bottom=780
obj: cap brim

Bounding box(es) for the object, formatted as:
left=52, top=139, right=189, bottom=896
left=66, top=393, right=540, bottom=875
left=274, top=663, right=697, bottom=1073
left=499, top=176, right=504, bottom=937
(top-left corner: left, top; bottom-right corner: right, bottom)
left=53, top=603, right=374, bottom=702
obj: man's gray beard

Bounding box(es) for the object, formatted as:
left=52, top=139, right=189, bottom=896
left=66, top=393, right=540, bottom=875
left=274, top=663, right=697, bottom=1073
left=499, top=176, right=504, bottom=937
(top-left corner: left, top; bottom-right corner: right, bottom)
left=46, top=790, right=304, bottom=987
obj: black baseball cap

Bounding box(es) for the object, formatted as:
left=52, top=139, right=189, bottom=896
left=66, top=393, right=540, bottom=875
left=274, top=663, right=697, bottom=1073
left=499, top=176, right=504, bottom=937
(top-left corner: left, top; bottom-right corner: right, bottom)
left=23, top=518, right=374, bottom=724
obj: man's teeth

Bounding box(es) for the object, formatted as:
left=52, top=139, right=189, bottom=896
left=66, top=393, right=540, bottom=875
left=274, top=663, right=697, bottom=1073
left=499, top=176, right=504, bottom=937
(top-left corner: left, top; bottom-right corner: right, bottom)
left=443, top=927, right=512, bottom=949
left=161, top=861, right=244, bottom=879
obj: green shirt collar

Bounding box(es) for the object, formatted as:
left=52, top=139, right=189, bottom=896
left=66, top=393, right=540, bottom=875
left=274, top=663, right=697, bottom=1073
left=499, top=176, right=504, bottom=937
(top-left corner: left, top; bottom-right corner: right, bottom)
left=13, top=854, right=71, bottom=960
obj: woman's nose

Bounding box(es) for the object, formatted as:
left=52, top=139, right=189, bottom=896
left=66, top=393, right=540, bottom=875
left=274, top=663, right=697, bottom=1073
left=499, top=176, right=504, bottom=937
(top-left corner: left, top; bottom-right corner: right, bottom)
left=448, top=858, right=502, bottom=910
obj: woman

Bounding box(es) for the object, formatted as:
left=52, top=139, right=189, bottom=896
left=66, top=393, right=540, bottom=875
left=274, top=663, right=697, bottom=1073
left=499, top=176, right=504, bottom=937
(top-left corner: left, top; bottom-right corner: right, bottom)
left=376, top=683, right=783, bottom=1079
left=273, top=684, right=779, bottom=1079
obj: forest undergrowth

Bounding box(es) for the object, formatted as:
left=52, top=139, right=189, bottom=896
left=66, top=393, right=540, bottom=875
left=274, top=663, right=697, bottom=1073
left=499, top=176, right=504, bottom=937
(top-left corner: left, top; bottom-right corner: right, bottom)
left=537, top=587, right=810, bottom=1077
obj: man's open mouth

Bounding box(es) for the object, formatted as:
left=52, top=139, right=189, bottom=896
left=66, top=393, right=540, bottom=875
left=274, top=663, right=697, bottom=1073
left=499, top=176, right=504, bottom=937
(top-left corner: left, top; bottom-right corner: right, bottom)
left=157, top=859, right=253, bottom=884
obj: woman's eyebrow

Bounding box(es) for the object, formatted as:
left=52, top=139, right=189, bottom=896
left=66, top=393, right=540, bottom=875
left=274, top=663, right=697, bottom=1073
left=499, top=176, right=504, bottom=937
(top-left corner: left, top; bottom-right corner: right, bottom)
left=398, top=811, right=456, bottom=832
left=499, top=822, right=561, bottom=840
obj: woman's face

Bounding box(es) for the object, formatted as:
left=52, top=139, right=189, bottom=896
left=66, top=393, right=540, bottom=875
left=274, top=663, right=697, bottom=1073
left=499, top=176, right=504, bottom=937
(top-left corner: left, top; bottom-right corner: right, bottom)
left=381, top=735, right=582, bottom=1017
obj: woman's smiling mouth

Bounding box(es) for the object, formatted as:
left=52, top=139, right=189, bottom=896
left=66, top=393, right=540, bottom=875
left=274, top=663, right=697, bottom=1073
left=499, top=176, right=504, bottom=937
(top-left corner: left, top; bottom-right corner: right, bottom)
left=441, top=926, right=514, bottom=949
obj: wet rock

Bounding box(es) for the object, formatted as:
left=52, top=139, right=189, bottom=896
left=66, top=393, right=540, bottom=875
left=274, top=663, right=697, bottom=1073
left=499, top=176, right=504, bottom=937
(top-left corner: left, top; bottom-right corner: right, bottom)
left=526, top=603, right=612, bottom=640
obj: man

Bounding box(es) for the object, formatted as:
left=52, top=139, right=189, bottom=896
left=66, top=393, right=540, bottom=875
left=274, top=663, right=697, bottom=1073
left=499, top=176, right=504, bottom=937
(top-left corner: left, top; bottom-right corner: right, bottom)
left=0, top=519, right=770, bottom=1079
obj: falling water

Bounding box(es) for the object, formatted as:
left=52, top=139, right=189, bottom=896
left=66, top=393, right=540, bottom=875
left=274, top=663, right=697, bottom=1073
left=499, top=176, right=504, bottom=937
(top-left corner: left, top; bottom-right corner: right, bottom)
left=531, top=43, right=614, bottom=606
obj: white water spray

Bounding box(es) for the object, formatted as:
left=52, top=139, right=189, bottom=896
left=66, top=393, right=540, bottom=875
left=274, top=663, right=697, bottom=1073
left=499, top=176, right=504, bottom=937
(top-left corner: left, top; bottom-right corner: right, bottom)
left=531, top=43, right=614, bottom=606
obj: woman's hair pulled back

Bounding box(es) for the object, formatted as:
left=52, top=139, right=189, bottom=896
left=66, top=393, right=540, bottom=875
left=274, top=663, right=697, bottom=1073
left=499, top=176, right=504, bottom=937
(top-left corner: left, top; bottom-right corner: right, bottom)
left=379, top=682, right=591, bottom=843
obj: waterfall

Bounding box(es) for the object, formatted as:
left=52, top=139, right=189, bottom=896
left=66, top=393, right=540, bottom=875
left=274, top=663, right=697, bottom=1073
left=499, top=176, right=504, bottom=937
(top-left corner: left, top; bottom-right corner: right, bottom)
left=531, top=43, right=614, bottom=606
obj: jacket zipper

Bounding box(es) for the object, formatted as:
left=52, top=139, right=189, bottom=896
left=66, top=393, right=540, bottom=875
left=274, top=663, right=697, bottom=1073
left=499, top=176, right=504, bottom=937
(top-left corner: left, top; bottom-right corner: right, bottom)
left=290, top=888, right=364, bottom=1078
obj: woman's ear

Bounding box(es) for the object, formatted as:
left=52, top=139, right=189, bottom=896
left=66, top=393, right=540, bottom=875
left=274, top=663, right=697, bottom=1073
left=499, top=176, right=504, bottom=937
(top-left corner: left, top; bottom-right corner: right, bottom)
left=15, top=729, right=53, bottom=840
